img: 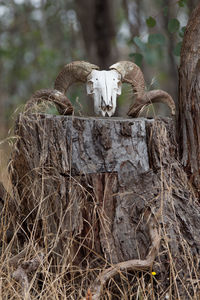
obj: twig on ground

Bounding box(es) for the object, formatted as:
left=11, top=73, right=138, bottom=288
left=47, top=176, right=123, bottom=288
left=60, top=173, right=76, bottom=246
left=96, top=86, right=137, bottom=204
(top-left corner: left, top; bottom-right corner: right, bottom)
left=84, top=214, right=160, bottom=300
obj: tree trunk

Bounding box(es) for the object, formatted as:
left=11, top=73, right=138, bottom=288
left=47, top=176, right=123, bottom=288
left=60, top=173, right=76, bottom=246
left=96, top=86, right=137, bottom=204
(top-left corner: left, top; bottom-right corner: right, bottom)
left=188, top=0, right=199, bottom=14
left=178, top=3, right=200, bottom=193
left=10, top=114, right=200, bottom=299
left=162, top=0, right=178, bottom=102
left=75, top=0, right=118, bottom=68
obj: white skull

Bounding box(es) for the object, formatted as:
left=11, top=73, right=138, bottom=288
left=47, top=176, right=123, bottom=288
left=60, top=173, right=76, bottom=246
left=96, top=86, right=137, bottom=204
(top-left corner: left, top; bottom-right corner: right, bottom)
left=86, top=70, right=122, bottom=117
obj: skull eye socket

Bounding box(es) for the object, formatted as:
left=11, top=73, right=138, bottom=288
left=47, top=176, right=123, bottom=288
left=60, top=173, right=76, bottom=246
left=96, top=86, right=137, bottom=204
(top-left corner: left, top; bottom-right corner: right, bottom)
left=86, top=81, right=94, bottom=94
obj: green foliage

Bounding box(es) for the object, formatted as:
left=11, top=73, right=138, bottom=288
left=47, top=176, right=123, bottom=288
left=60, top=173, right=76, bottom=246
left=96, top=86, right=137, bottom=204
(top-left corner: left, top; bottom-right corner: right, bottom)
left=174, top=41, right=182, bottom=56
left=179, top=26, right=186, bottom=38
left=163, top=6, right=168, bottom=17
left=145, top=47, right=162, bottom=66
left=148, top=33, right=165, bottom=46
left=0, top=0, right=83, bottom=120
left=168, top=18, right=180, bottom=33
left=131, top=34, right=166, bottom=67
left=129, top=52, right=143, bottom=67
left=178, top=0, right=187, bottom=7
left=0, top=0, right=192, bottom=122
left=133, top=37, right=146, bottom=52
left=130, top=0, right=188, bottom=71
left=146, top=16, right=156, bottom=28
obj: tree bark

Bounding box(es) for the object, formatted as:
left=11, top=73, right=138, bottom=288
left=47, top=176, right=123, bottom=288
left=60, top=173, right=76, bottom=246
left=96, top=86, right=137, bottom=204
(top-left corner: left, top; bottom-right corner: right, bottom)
left=188, top=0, right=199, bottom=14
left=9, top=114, right=200, bottom=299
left=178, top=3, right=200, bottom=193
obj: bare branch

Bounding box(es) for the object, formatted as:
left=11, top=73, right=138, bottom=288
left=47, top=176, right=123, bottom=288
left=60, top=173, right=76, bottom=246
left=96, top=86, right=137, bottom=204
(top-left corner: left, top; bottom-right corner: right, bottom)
left=84, top=214, right=160, bottom=300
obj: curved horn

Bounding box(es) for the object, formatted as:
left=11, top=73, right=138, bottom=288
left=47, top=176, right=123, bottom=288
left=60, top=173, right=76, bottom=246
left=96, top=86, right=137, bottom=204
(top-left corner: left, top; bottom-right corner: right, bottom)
left=24, top=89, right=74, bottom=115
left=54, top=61, right=99, bottom=94
left=110, top=61, right=175, bottom=117
left=128, top=90, right=176, bottom=117
left=109, top=61, right=145, bottom=99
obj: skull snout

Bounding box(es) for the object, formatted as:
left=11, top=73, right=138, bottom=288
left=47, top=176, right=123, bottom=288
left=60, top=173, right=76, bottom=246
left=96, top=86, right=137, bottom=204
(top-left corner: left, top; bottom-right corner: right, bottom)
left=101, top=95, right=113, bottom=111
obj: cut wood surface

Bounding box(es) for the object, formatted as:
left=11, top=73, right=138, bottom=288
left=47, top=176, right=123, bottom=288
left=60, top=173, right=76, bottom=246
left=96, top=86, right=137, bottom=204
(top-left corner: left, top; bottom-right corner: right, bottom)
left=10, top=114, right=200, bottom=299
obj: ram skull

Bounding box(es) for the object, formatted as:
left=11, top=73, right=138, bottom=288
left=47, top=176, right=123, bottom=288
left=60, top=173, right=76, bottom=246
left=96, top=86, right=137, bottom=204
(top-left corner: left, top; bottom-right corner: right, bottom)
left=26, top=61, right=175, bottom=118
left=86, top=70, right=122, bottom=117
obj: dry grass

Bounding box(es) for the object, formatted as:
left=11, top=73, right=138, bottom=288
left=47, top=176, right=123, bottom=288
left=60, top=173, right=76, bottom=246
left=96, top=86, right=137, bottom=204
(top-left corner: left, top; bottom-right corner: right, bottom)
left=0, top=166, right=199, bottom=299
left=0, top=112, right=200, bottom=299
left=1, top=210, right=199, bottom=300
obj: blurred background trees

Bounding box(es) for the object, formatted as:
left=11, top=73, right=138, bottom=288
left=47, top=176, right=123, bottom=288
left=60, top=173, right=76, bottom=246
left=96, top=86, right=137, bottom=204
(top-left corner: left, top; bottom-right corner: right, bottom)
left=0, top=0, right=198, bottom=137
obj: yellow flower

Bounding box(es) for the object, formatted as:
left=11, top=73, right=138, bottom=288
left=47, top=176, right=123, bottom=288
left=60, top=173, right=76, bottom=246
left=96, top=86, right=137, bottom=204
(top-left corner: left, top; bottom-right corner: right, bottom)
left=152, top=271, right=156, bottom=276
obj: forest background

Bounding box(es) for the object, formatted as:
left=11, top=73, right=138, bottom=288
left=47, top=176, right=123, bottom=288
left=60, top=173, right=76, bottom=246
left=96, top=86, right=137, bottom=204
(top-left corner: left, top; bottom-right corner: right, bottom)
left=0, top=0, right=198, bottom=182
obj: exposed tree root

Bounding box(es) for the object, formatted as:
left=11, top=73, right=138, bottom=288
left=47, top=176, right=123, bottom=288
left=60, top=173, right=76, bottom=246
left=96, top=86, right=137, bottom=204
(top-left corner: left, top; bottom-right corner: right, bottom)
left=84, top=214, right=160, bottom=300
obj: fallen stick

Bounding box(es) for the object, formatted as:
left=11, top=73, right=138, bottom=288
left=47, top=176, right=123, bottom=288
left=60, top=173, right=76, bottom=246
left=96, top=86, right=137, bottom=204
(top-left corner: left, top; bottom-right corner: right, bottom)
left=84, top=213, right=160, bottom=300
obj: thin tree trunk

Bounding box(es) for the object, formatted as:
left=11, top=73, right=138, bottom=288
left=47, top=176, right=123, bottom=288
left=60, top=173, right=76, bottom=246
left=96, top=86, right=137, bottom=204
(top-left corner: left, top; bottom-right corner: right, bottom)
left=122, top=0, right=141, bottom=40
left=162, top=0, right=178, bottom=102
left=178, top=3, right=200, bottom=193
left=75, top=0, right=118, bottom=68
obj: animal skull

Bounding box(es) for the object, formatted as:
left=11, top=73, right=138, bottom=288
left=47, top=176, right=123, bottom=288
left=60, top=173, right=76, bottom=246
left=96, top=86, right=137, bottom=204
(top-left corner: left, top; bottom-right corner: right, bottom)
left=53, top=60, right=175, bottom=118
left=86, top=70, right=122, bottom=117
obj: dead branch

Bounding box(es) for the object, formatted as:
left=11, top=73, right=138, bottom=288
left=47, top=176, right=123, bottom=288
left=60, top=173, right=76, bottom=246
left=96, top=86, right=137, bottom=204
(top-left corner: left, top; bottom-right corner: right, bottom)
left=85, top=214, right=160, bottom=300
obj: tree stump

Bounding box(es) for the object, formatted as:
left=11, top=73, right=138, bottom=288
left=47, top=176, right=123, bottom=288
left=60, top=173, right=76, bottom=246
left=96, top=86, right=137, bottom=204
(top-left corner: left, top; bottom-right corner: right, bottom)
left=10, top=114, right=200, bottom=299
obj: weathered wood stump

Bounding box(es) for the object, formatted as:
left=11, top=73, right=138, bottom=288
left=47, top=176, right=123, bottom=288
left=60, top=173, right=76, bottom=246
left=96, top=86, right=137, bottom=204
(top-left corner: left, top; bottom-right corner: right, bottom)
left=10, top=114, right=200, bottom=299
